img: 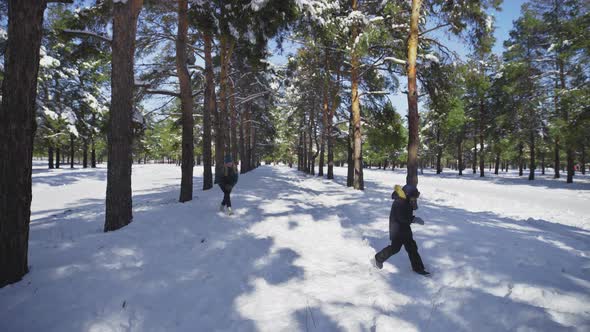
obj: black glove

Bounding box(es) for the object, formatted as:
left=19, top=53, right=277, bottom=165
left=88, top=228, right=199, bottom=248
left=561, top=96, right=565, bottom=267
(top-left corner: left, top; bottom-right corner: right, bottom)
left=413, top=217, right=424, bottom=225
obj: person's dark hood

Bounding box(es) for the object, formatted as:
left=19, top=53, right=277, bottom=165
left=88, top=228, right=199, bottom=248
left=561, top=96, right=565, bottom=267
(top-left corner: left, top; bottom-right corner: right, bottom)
left=392, top=184, right=420, bottom=210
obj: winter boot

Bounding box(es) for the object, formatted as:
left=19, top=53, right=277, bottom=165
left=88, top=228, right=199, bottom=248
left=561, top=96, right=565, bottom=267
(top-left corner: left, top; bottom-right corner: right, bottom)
left=227, top=207, right=233, bottom=215
left=414, top=269, right=431, bottom=276
left=372, top=256, right=383, bottom=269
left=219, top=204, right=225, bottom=212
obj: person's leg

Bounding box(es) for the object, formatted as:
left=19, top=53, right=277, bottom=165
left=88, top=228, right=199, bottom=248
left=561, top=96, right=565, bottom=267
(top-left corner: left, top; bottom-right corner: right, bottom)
left=220, top=185, right=227, bottom=207
left=375, top=236, right=403, bottom=264
left=225, top=189, right=232, bottom=208
left=403, top=228, right=425, bottom=272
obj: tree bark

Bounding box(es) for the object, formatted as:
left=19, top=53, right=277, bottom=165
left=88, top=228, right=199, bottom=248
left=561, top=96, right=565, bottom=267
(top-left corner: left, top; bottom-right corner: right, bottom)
left=529, top=130, right=535, bottom=180
left=347, top=107, right=354, bottom=187
left=202, top=32, right=215, bottom=189
left=350, top=2, right=364, bottom=190
left=0, top=0, right=47, bottom=287
left=405, top=0, right=422, bottom=187
left=494, top=152, right=500, bottom=175
left=56, top=148, right=61, bottom=168
left=69, top=134, right=75, bottom=168
left=518, top=143, right=524, bottom=176
left=83, top=139, right=88, bottom=168
left=479, top=100, right=485, bottom=177
left=216, top=34, right=234, bottom=173
left=239, top=106, right=247, bottom=174
left=582, top=145, right=586, bottom=175
left=554, top=139, right=560, bottom=178
left=458, top=138, right=463, bottom=176
left=104, top=0, right=143, bottom=232
left=230, top=78, right=238, bottom=165
left=176, top=0, right=194, bottom=203
left=49, top=146, right=54, bottom=169
left=436, top=128, right=442, bottom=174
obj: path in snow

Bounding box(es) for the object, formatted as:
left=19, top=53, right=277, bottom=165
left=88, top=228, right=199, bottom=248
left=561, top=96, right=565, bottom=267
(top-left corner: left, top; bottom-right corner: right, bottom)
left=0, top=164, right=589, bottom=331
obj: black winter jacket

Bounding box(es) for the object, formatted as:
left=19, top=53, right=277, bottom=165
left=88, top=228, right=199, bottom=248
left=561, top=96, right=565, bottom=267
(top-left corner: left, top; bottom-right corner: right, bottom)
left=389, top=198, right=414, bottom=239
left=215, top=165, right=239, bottom=188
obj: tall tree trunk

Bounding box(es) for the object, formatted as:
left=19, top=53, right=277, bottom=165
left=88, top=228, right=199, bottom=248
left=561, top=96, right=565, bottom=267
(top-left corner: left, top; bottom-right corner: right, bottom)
left=566, top=149, right=574, bottom=183
left=347, top=107, right=354, bottom=187
left=244, top=108, right=252, bottom=173
left=405, top=0, right=422, bottom=187
left=436, top=128, right=442, bottom=174
left=473, top=134, right=477, bottom=174
left=318, top=50, right=329, bottom=177
left=239, top=108, right=246, bottom=174
left=458, top=138, right=463, bottom=176
left=309, top=100, right=316, bottom=176
left=202, top=32, right=215, bottom=189
left=91, top=113, right=97, bottom=168
left=0, top=0, right=47, bottom=287
left=529, top=130, right=535, bottom=180
left=494, top=152, right=500, bottom=175
left=56, top=148, right=61, bottom=169
left=541, top=150, right=545, bottom=175
left=104, top=0, right=143, bottom=232
left=217, top=34, right=234, bottom=172
left=230, top=79, right=238, bottom=165
left=350, top=0, right=364, bottom=190
left=49, top=146, right=54, bottom=169
left=582, top=145, right=586, bottom=175
left=83, top=139, right=88, bottom=168
left=176, top=0, right=194, bottom=203
left=479, top=100, right=485, bottom=177
left=327, top=60, right=339, bottom=180
left=69, top=134, right=75, bottom=168
left=554, top=139, right=560, bottom=178
left=518, top=143, right=524, bottom=176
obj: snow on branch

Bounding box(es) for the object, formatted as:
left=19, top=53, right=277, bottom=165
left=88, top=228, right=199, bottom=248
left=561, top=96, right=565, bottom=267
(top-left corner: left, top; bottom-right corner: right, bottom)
left=62, top=29, right=112, bottom=44
left=384, top=57, right=407, bottom=65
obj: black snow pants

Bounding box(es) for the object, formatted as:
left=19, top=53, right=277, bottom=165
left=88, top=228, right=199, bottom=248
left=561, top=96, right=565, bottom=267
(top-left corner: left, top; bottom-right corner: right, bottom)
left=220, top=185, right=232, bottom=207
left=375, top=223, right=424, bottom=272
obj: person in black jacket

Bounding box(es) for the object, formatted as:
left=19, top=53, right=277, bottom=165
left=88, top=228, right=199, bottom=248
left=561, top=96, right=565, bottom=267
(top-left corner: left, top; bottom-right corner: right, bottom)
left=373, top=184, right=429, bottom=276
left=215, top=155, right=239, bottom=215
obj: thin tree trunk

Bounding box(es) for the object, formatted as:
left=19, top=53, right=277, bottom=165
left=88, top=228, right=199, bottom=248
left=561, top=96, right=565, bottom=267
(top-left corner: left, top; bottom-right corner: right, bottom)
left=49, top=146, right=54, bottom=169
left=230, top=78, right=238, bottom=165
left=104, top=0, right=143, bottom=232
left=239, top=108, right=246, bottom=174
left=350, top=0, right=364, bottom=190
left=347, top=107, right=354, bottom=187
left=529, top=130, right=535, bottom=180
left=436, top=128, right=442, bottom=174
left=518, top=143, right=524, bottom=176
left=567, top=149, right=574, bottom=183
left=217, top=34, right=234, bottom=172
left=83, top=139, right=88, bottom=168
left=494, top=152, right=500, bottom=175
left=405, top=0, right=422, bottom=187
left=56, top=148, right=61, bottom=169
left=176, top=0, right=194, bottom=202
left=479, top=99, right=485, bottom=177
left=541, top=151, right=545, bottom=175
left=0, top=0, right=47, bottom=287
left=582, top=145, right=586, bottom=175
left=554, top=139, right=560, bottom=178
left=473, top=134, right=477, bottom=174
left=458, top=138, right=463, bottom=176
left=202, top=32, right=215, bottom=189
left=69, top=134, right=75, bottom=168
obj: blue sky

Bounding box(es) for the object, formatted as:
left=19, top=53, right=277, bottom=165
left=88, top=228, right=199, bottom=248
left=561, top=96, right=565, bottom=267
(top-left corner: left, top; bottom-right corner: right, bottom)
left=269, top=0, right=528, bottom=117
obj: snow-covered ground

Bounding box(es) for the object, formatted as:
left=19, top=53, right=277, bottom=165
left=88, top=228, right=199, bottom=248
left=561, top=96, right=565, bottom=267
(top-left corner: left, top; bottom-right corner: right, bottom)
left=1, top=162, right=589, bottom=331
